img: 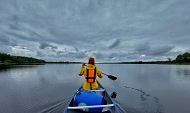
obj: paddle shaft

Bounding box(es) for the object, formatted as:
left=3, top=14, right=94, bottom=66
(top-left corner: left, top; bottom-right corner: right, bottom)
left=102, top=72, right=109, bottom=77
left=102, top=72, right=117, bottom=80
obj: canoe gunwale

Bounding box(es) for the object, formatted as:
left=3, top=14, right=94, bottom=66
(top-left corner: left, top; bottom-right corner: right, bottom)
left=97, top=81, right=120, bottom=113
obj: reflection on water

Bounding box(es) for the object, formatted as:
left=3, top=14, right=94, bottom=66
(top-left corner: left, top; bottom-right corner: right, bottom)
left=0, top=64, right=190, bottom=113
left=0, top=64, right=44, bottom=72
left=0, top=64, right=82, bottom=113
left=0, top=64, right=11, bottom=71
left=98, top=64, right=190, bottom=113
left=177, top=69, right=190, bottom=76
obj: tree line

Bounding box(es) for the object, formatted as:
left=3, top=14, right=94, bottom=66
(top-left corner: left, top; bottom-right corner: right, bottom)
left=0, top=52, right=190, bottom=64
left=173, top=52, right=190, bottom=63
left=121, top=52, right=190, bottom=64
left=0, top=53, right=45, bottom=64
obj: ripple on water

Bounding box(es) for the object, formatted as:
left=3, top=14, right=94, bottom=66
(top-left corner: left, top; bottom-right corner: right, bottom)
left=123, top=86, right=164, bottom=113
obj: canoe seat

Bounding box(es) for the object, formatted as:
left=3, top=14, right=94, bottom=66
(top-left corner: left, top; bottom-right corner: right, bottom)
left=88, top=89, right=105, bottom=92
left=68, top=104, right=114, bottom=109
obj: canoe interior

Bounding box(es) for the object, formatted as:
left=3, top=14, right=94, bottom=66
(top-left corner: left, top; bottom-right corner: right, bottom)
left=64, top=81, right=119, bottom=113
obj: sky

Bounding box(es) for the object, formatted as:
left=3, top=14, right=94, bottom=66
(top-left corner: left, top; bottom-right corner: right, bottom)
left=0, top=0, right=190, bottom=62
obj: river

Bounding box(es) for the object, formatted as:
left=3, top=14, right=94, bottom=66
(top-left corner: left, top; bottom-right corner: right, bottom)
left=0, top=64, right=190, bottom=113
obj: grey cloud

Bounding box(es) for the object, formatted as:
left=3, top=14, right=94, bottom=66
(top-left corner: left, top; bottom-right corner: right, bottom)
left=134, top=41, right=150, bottom=52
left=0, top=45, right=12, bottom=53
left=74, top=47, right=79, bottom=52
left=109, top=39, right=121, bottom=49
left=0, top=37, right=10, bottom=45
left=94, top=52, right=105, bottom=59
left=8, top=16, right=20, bottom=30
left=0, top=0, right=190, bottom=62
left=75, top=52, right=87, bottom=59
left=93, top=51, right=130, bottom=61
left=149, top=45, right=175, bottom=56
left=134, top=40, right=175, bottom=56
left=37, top=51, right=46, bottom=57
left=10, top=39, right=17, bottom=46
left=0, top=35, right=17, bottom=46
left=56, top=50, right=87, bottom=59
left=39, top=42, right=50, bottom=49
left=136, top=44, right=175, bottom=57
left=39, top=42, right=57, bottom=50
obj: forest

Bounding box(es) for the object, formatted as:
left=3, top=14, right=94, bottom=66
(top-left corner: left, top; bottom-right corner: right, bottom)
left=0, top=53, right=45, bottom=64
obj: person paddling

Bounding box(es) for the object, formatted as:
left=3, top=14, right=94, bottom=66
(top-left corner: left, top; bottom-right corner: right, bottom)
left=79, top=58, right=103, bottom=90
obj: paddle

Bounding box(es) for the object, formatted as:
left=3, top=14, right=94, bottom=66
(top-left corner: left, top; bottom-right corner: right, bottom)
left=101, top=72, right=117, bottom=80
left=83, top=63, right=117, bottom=80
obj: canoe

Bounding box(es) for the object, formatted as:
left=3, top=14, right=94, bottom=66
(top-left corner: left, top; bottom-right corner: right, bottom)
left=63, top=81, right=120, bottom=113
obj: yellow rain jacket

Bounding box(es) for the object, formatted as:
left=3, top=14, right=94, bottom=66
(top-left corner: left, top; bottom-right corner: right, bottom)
left=78, top=64, right=103, bottom=90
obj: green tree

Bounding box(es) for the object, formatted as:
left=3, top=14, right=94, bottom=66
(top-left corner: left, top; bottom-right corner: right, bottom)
left=183, top=52, right=190, bottom=63
left=4, top=59, right=12, bottom=63
left=167, top=58, right=172, bottom=62
left=176, top=54, right=183, bottom=63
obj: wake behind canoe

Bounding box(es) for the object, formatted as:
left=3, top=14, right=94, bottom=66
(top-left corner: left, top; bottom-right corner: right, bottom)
left=63, top=81, right=120, bottom=113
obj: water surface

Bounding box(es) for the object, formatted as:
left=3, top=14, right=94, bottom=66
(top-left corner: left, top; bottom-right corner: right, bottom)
left=0, top=64, right=190, bottom=113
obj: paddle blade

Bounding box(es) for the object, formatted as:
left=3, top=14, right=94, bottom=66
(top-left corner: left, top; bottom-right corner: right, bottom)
left=111, top=92, right=117, bottom=98
left=108, top=75, right=117, bottom=80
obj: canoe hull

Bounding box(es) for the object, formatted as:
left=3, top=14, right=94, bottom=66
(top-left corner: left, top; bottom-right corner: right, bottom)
left=63, top=81, right=120, bottom=113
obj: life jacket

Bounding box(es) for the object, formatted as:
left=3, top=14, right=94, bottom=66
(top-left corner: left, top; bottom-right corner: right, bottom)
left=86, top=68, right=96, bottom=83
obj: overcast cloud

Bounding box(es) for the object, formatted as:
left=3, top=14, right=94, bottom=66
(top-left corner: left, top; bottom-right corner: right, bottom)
left=0, top=0, right=190, bottom=62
